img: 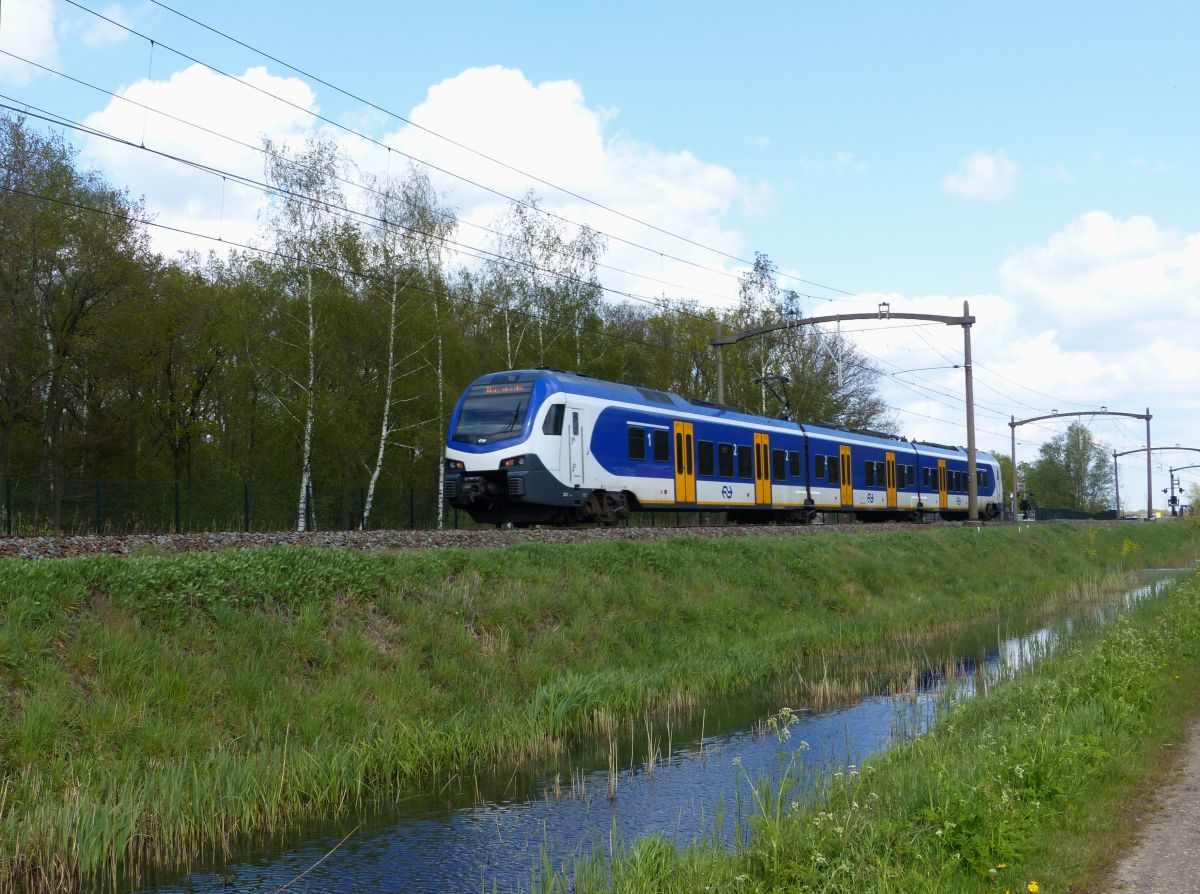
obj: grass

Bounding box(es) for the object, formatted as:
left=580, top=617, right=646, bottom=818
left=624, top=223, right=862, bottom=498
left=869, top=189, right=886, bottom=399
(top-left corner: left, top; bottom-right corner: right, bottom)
left=544, top=549, right=1200, bottom=892
left=0, top=522, right=1197, bottom=891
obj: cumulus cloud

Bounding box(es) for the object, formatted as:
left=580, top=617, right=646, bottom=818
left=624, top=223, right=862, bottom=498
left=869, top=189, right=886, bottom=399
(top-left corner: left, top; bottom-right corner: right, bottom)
left=998, top=211, right=1200, bottom=334
left=80, top=64, right=320, bottom=257
left=828, top=216, right=1200, bottom=501
left=0, top=0, right=58, bottom=84
left=351, top=65, right=758, bottom=306
left=942, top=149, right=1018, bottom=201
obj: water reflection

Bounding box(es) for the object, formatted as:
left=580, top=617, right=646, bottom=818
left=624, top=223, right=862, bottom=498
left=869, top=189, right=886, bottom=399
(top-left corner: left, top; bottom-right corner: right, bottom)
left=138, top=570, right=1187, bottom=894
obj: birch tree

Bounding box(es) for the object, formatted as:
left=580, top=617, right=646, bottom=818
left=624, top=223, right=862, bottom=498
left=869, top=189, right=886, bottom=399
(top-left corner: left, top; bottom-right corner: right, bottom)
left=360, top=166, right=455, bottom=528
left=262, top=135, right=349, bottom=531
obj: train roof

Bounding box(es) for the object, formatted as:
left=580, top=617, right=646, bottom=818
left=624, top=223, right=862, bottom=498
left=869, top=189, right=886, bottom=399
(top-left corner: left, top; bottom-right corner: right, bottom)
left=471, top=369, right=995, bottom=461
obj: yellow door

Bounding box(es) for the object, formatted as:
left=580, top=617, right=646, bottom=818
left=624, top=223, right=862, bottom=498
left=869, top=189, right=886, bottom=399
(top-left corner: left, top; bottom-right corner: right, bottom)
left=839, top=445, right=853, bottom=507
left=885, top=452, right=897, bottom=509
left=673, top=421, right=695, bottom=503
left=938, top=459, right=948, bottom=509
left=754, top=432, right=771, bottom=505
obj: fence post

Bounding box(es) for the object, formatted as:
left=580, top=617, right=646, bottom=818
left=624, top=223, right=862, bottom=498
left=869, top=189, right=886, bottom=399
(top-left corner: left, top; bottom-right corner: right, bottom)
left=94, top=480, right=102, bottom=534
left=243, top=482, right=251, bottom=532
left=4, top=477, right=11, bottom=536
left=173, top=480, right=181, bottom=534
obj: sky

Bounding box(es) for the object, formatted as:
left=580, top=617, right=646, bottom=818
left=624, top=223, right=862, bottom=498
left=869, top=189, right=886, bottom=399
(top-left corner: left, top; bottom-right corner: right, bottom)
left=2, top=0, right=1198, bottom=511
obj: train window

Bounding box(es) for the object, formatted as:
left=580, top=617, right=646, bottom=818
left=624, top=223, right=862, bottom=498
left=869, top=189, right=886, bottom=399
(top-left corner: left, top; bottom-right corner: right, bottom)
left=718, top=443, right=734, bottom=477
left=737, top=445, right=753, bottom=479
left=865, top=461, right=875, bottom=487
left=698, top=441, right=715, bottom=476
left=652, top=429, right=669, bottom=462
left=543, top=404, right=565, bottom=436
left=627, top=426, right=646, bottom=460
left=772, top=449, right=786, bottom=481
left=978, top=470, right=987, bottom=488
left=907, top=465, right=915, bottom=486
left=814, top=455, right=826, bottom=479
left=789, top=451, right=801, bottom=477
left=828, top=456, right=839, bottom=485
left=876, top=462, right=887, bottom=486
left=675, top=432, right=685, bottom=474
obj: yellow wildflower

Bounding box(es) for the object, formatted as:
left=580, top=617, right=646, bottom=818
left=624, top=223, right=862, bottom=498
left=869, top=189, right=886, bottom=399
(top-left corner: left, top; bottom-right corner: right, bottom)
left=1028, top=883, right=1039, bottom=893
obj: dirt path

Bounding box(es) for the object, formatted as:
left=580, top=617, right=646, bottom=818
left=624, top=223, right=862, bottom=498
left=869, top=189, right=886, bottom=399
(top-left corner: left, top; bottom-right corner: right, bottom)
left=1111, top=720, right=1200, bottom=893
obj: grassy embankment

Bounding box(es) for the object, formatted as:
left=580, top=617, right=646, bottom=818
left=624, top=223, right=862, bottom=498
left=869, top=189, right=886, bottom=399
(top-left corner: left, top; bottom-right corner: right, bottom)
left=0, top=522, right=1197, bottom=891
left=551, top=536, right=1200, bottom=894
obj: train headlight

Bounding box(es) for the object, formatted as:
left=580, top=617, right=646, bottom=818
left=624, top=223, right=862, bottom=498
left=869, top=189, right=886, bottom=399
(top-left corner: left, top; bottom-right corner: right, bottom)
left=500, top=455, right=527, bottom=469
left=445, top=459, right=465, bottom=471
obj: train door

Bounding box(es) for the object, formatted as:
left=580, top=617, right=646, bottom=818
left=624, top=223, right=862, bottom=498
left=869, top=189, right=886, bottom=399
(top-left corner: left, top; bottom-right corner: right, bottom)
left=754, top=432, right=771, bottom=506
left=937, top=458, right=948, bottom=510
left=673, top=421, right=695, bottom=503
left=566, top=407, right=585, bottom=487
left=885, top=452, right=897, bottom=509
left=839, top=445, right=853, bottom=507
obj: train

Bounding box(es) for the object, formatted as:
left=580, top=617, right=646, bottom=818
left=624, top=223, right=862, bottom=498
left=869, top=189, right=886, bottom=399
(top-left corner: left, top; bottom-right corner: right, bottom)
left=443, top=368, right=1003, bottom=526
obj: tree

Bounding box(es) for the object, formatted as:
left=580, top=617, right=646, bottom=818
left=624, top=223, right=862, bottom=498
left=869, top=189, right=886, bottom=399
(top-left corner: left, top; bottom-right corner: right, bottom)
left=1021, top=422, right=1113, bottom=512
left=261, top=135, right=355, bottom=531
left=718, top=252, right=893, bottom=432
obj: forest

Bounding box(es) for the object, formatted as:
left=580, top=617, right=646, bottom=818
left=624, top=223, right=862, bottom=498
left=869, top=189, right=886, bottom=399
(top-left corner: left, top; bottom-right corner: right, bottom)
left=0, top=112, right=891, bottom=532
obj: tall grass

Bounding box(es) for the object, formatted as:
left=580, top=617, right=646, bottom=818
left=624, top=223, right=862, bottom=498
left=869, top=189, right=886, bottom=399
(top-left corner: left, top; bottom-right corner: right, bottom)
left=0, top=522, right=1196, bottom=891
left=544, top=568, right=1200, bottom=893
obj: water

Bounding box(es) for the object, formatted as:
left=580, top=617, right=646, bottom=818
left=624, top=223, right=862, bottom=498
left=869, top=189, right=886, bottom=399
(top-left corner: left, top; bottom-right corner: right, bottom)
left=136, top=569, right=1190, bottom=894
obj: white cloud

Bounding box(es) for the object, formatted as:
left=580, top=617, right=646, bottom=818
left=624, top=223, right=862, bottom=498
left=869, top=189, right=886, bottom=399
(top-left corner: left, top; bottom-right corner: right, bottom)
left=998, top=211, right=1200, bottom=335
left=0, top=0, right=58, bottom=84
left=820, top=215, right=1200, bottom=510
left=353, top=65, right=758, bottom=307
left=80, top=64, right=320, bottom=257
left=74, top=3, right=136, bottom=47
left=942, top=149, right=1019, bottom=202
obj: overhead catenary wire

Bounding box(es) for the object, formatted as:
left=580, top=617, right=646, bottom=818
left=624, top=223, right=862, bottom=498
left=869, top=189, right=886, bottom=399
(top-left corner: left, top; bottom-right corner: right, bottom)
left=57, top=0, right=871, bottom=307
left=0, top=48, right=748, bottom=308
left=136, top=0, right=860, bottom=299
left=3, top=179, right=1030, bottom=451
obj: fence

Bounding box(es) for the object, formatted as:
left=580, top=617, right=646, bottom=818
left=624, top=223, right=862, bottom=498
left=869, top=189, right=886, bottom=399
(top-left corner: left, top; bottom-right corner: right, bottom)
left=0, top=477, right=455, bottom=536
left=0, top=477, right=731, bottom=536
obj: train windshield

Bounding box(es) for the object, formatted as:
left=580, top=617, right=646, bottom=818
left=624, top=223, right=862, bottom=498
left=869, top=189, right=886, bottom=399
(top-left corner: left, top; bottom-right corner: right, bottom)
left=451, top=383, right=534, bottom=445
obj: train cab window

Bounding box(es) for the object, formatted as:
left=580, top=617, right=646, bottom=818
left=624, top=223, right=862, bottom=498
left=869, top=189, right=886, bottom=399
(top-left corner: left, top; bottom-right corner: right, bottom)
left=978, top=470, right=987, bottom=488
left=828, top=455, right=840, bottom=485
left=789, top=451, right=801, bottom=478
left=698, top=441, right=715, bottom=476
left=627, top=426, right=646, bottom=460
left=865, top=461, right=875, bottom=487
left=543, top=404, right=565, bottom=436
left=814, top=455, right=826, bottom=479
left=652, top=429, right=669, bottom=462
left=718, top=443, right=734, bottom=477
left=736, top=445, right=753, bottom=479
left=772, top=449, right=786, bottom=481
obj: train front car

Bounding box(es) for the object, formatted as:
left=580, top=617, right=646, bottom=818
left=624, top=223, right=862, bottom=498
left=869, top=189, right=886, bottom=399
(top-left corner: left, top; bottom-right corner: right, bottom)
left=443, top=370, right=592, bottom=526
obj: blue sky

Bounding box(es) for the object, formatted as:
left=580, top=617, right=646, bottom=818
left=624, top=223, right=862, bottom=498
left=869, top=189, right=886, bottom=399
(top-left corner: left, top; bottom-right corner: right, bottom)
left=3, top=0, right=1198, bottom=507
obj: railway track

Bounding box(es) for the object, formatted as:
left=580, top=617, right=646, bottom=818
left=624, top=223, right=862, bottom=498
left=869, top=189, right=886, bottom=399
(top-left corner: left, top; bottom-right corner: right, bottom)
left=0, top=519, right=961, bottom=560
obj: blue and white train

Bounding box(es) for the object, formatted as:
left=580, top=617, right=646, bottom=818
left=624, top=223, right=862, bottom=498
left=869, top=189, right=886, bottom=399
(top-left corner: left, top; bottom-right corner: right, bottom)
left=443, top=369, right=1003, bottom=526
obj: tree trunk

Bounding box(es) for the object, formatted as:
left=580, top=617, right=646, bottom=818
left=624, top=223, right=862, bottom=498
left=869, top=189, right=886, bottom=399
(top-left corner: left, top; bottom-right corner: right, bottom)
left=363, top=273, right=398, bottom=529
left=296, top=268, right=316, bottom=532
